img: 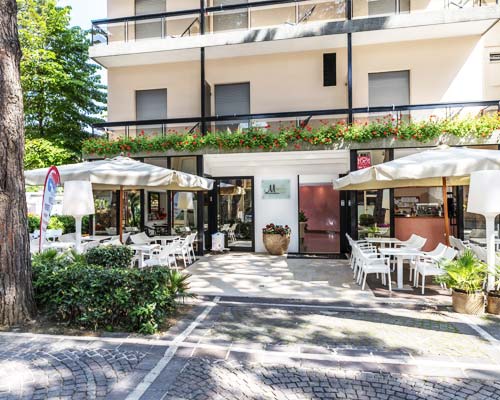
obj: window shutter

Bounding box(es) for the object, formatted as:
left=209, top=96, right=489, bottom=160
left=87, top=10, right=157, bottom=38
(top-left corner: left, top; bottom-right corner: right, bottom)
left=136, top=89, right=168, bottom=120
left=369, top=70, right=410, bottom=107
left=135, top=0, right=165, bottom=15
left=323, top=53, right=337, bottom=87
left=215, top=83, right=250, bottom=116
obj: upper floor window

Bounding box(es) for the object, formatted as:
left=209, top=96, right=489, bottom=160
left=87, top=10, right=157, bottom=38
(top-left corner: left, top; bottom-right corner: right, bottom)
left=323, top=53, right=337, bottom=87
left=136, top=89, right=168, bottom=120
left=135, top=0, right=166, bottom=40
left=368, top=70, right=410, bottom=107
left=368, top=0, right=409, bottom=16
left=215, top=82, right=250, bottom=131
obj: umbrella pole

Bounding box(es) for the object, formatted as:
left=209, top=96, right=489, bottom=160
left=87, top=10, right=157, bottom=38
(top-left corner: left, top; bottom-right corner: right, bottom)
left=442, top=177, right=451, bottom=246
left=119, top=186, right=124, bottom=243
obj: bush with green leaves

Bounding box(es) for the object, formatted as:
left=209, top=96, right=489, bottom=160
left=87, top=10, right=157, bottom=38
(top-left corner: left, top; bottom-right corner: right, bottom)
left=32, top=250, right=194, bottom=334
left=85, top=245, right=134, bottom=269
left=436, top=250, right=487, bottom=294
left=27, top=214, right=89, bottom=234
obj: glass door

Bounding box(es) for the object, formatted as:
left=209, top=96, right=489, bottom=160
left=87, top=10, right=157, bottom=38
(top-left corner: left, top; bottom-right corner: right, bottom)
left=298, top=175, right=341, bottom=254
left=217, top=177, right=254, bottom=251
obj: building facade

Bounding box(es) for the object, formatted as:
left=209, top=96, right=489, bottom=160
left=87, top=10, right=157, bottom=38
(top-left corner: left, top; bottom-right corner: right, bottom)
left=88, top=0, right=500, bottom=254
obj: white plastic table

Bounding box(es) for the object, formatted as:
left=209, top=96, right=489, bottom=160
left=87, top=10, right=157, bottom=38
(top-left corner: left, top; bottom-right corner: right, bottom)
left=379, top=247, right=423, bottom=289
left=82, top=235, right=111, bottom=243
left=151, top=236, right=180, bottom=246
left=366, top=237, right=402, bottom=248
left=129, top=243, right=161, bottom=268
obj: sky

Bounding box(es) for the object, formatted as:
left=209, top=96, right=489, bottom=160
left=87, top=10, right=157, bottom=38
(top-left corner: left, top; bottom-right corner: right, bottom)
left=57, top=0, right=108, bottom=83
left=57, top=0, right=106, bottom=29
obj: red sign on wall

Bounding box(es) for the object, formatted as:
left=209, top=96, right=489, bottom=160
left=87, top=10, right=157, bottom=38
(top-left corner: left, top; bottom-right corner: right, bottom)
left=357, top=153, right=372, bottom=170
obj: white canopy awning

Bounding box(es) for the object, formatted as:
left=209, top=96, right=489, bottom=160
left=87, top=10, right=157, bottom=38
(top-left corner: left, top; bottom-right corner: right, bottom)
left=334, top=146, right=500, bottom=191
left=25, top=156, right=214, bottom=191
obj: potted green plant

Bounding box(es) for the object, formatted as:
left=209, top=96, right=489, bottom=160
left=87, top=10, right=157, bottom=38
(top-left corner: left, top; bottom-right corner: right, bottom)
left=299, top=210, right=308, bottom=240
left=436, top=250, right=487, bottom=315
left=262, top=224, right=291, bottom=256
left=366, top=225, right=381, bottom=238
left=486, top=266, right=500, bottom=315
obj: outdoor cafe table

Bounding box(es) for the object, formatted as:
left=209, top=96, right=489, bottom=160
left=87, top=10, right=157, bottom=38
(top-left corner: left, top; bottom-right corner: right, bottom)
left=470, top=237, right=500, bottom=251
left=150, top=235, right=180, bottom=246
left=129, top=243, right=160, bottom=268
left=81, top=235, right=111, bottom=243
left=379, top=247, right=423, bottom=290
left=366, top=237, right=402, bottom=248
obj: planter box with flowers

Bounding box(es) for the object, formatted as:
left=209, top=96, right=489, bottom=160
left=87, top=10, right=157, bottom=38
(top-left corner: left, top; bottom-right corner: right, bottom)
left=262, top=224, right=291, bottom=256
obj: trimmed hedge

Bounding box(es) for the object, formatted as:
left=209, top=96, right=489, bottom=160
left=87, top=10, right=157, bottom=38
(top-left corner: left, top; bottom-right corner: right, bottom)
left=32, top=250, right=193, bottom=334
left=85, top=245, right=134, bottom=269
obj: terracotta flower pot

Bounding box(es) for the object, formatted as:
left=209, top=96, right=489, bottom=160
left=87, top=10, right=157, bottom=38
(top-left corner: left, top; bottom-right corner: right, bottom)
left=452, top=289, right=485, bottom=315
left=487, top=291, right=500, bottom=315
left=263, top=233, right=290, bottom=256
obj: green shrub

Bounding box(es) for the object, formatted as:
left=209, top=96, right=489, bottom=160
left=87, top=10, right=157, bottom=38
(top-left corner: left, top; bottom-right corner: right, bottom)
left=27, top=214, right=89, bottom=234
left=435, top=250, right=487, bottom=294
left=32, top=250, right=191, bottom=334
left=85, top=245, right=134, bottom=269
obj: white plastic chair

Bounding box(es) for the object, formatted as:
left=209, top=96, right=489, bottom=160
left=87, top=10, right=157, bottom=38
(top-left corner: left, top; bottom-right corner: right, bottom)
left=144, top=243, right=178, bottom=270
left=46, top=229, right=63, bottom=242
left=81, top=240, right=100, bottom=253
left=395, top=234, right=426, bottom=250
left=59, top=233, right=76, bottom=243
left=130, top=232, right=155, bottom=245
left=174, top=237, right=192, bottom=267
left=470, top=244, right=487, bottom=262
left=414, top=246, right=457, bottom=294
left=186, top=233, right=197, bottom=262
left=409, top=243, right=447, bottom=281
left=227, top=224, right=237, bottom=243
left=357, top=251, right=392, bottom=292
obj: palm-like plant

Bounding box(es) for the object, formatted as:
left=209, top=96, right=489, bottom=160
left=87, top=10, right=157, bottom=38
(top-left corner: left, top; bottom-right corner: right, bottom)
left=436, top=250, right=487, bottom=294
left=166, top=270, right=196, bottom=303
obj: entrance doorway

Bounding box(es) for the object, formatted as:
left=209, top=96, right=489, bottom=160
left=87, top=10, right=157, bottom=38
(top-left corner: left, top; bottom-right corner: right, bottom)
left=216, top=177, right=254, bottom=251
left=298, top=175, right=341, bottom=254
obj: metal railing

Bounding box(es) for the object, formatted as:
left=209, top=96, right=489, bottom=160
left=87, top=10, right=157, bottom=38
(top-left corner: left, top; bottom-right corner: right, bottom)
left=91, top=100, right=500, bottom=140
left=91, top=0, right=498, bottom=45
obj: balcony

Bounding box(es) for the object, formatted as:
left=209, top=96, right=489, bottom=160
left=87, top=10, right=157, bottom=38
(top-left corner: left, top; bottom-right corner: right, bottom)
left=86, top=101, right=500, bottom=158
left=90, top=0, right=500, bottom=67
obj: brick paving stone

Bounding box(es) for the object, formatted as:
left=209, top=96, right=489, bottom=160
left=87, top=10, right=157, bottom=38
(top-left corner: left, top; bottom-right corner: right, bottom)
left=199, top=305, right=500, bottom=362
left=161, top=357, right=500, bottom=400
left=0, top=338, right=148, bottom=400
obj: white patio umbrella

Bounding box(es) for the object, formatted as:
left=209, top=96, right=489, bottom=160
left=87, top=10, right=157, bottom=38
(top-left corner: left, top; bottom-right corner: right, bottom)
left=25, top=156, right=214, bottom=241
left=334, top=146, right=500, bottom=245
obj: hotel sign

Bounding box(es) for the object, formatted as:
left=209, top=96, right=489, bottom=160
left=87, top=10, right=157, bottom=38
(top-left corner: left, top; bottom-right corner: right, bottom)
left=262, top=179, right=291, bottom=200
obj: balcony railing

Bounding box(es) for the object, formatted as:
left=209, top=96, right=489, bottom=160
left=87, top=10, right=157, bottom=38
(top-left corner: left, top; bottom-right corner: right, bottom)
left=91, top=0, right=497, bottom=45
left=91, top=100, right=500, bottom=141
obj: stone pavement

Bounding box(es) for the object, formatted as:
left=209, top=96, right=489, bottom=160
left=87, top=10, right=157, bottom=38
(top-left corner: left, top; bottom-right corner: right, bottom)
left=2, top=297, right=500, bottom=399
left=186, top=254, right=376, bottom=303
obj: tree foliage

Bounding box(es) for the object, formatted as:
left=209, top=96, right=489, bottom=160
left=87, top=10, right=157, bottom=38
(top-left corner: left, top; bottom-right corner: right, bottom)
left=24, top=138, right=76, bottom=169
left=18, top=0, right=106, bottom=155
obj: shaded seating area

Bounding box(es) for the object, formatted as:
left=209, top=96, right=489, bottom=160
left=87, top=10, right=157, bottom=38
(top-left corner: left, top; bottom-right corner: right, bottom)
left=347, top=233, right=458, bottom=295
left=25, top=156, right=213, bottom=271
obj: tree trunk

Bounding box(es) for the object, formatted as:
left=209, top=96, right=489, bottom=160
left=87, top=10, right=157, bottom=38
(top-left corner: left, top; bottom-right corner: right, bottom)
left=0, top=0, right=36, bottom=325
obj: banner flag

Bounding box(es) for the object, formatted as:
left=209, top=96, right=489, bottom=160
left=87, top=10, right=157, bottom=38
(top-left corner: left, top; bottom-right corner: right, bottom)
left=39, top=166, right=61, bottom=252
